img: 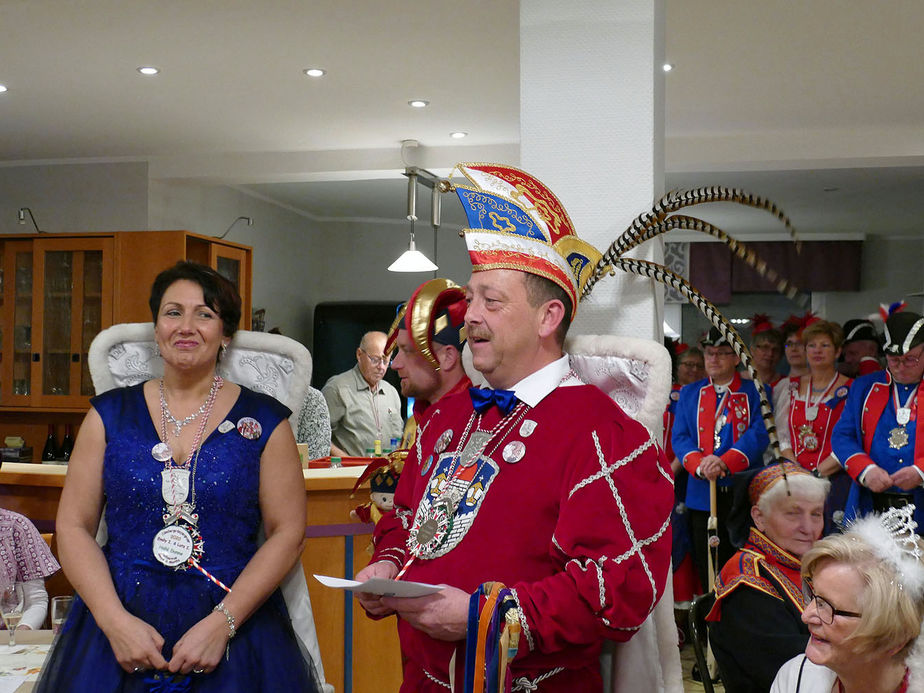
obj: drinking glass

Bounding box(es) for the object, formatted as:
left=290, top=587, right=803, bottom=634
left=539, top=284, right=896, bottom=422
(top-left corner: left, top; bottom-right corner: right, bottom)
left=51, top=595, right=73, bottom=635
left=0, top=583, right=24, bottom=646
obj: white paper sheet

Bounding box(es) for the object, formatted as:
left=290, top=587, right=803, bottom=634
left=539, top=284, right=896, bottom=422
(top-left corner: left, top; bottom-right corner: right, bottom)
left=313, top=574, right=444, bottom=598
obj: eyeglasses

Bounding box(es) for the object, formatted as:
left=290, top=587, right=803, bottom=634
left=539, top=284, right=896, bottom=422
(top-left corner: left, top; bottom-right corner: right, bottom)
left=802, top=579, right=862, bottom=624
left=704, top=350, right=736, bottom=359
left=360, top=349, right=391, bottom=367
left=886, top=353, right=921, bottom=368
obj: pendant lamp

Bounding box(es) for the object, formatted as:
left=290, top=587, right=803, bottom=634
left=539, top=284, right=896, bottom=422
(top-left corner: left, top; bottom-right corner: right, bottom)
left=388, top=168, right=439, bottom=273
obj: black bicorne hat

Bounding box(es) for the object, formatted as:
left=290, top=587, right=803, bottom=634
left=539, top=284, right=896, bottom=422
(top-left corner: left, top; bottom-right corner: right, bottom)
left=842, top=319, right=880, bottom=346
left=883, top=311, right=924, bottom=355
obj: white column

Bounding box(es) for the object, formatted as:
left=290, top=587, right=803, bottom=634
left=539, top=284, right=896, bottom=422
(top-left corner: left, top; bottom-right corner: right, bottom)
left=520, top=0, right=666, bottom=341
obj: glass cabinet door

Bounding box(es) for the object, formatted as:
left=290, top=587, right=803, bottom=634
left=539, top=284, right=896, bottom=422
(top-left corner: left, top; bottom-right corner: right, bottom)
left=210, top=244, right=250, bottom=329
left=0, top=241, right=35, bottom=405
left=33, top=238, right=113, bottom=407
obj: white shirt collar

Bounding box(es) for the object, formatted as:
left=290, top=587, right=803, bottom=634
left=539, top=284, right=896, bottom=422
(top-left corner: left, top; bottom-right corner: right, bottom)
left=508, top=355, right=572, bottom=409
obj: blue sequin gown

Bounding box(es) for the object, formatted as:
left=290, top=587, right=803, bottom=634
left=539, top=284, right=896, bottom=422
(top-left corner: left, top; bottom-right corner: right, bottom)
left=35, top=383, right=319, bottom=692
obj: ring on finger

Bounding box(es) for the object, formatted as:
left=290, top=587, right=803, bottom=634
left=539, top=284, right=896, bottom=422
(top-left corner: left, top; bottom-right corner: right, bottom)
left=132, top=667, right=142, bottom=673
left=193, top=669, right=205, bottom=674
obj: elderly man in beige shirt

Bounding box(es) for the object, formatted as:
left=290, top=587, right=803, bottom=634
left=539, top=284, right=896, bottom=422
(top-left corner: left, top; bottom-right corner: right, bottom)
left=322, top=331, right=404, bottom=457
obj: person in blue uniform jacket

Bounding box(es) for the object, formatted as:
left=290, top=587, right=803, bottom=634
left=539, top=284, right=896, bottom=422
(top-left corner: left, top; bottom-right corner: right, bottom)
left=672, top=327, right=770, bottom=590
left=831, top=309, right=924, bottom=527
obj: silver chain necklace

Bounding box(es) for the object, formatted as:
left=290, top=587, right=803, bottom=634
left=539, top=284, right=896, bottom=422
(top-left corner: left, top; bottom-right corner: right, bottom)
left=159, top=377, right=222, bottom=437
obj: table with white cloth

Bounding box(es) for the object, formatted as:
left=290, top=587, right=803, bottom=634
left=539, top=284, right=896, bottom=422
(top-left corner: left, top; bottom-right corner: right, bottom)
left=0, top=630, right=53, bottom=693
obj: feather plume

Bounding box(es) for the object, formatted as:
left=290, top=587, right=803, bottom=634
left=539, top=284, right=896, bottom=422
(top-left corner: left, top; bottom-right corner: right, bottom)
left=610, top=257, right=784, bottom=466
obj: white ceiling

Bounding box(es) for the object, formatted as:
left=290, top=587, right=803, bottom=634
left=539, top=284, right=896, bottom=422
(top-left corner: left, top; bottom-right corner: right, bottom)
left=1, top=0, right=922, bottom=238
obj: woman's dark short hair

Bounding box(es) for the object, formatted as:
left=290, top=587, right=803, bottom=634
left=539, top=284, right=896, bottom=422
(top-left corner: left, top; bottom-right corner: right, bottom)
left=149, top=261, right=242, bottom=338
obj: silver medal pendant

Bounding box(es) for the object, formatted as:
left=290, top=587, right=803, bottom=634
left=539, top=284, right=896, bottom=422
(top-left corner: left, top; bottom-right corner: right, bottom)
left=897, top=407, right=911, bottom=426
left=434, top=430, right=453, bottom=454
left=161, top=468, right=190, bottom=506
left=519, top=420, right=538, bottom=438
left=805, top=406, right=818, bottom=422
left=152, top=442, right=173, bottom=462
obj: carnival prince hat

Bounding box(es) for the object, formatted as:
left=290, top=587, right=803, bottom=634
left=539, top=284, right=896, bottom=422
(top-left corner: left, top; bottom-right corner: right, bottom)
left=384, top=278, right=467, bottom=370
left=447, top=163, right=604, bottom=322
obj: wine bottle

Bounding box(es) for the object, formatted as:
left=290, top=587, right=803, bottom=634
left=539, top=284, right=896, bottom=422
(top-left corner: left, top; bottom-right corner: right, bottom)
left=59, top=424, right=74, bottom=462
left=41, top=424, right=58, bottom=462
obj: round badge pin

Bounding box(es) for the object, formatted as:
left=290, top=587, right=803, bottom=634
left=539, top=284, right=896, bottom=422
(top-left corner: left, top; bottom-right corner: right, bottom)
left=152, top=525, right=194, bottom=568
left=502, top=440, right=526, bottom=464
left=218, top=420, right=235, bottom=434
left=835, top=386, right=848, bottom=398
left=737, top=422, right=746, bottom=432
left=670, top=390, right=680, bottom=402
left=237, top=417, right=262, bottom=440
left=421, top=455, right=434, bottom=476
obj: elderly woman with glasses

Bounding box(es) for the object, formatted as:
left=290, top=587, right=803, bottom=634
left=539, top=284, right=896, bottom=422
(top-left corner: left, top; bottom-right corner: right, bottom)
left=771, top=504, right=924, bottom=693
left=707, top=462, right=829, bottom=692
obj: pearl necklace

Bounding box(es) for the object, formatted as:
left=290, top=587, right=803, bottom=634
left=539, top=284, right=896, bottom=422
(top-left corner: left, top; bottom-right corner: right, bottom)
left=160, top=376, right=222, bottom=437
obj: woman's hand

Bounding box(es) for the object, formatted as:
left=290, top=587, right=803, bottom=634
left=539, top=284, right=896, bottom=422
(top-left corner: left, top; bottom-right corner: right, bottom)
left=100, top=610, right=168, bottom=673
left=167, top=611, right=230, bottom=675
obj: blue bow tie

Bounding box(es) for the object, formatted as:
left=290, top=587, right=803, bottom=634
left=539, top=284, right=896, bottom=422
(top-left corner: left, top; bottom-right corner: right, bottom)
left=469, top=387, right=519, bottom=416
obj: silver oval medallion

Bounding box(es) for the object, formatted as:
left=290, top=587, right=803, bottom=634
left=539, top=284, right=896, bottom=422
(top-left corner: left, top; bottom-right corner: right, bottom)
left=152, top=442, right=173, bottom=462
left=502, top=440, right=526, bottom=464
left=434, top=430, right=453, bottom=454
left=152, top=525, right=194, bottom=568
left=218, top=420, right=235, bottom=434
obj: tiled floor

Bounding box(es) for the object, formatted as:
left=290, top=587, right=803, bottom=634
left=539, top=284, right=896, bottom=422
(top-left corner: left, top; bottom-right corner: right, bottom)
left=680, top=642, right=725, bottom=692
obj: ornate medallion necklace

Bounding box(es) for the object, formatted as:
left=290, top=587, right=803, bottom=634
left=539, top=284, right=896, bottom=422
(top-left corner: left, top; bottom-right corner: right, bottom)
left=151, top=375, right=222, bottom=572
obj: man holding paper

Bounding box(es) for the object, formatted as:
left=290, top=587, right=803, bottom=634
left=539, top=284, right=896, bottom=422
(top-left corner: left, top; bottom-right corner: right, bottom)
left=354, top=163, right=673, bottom=692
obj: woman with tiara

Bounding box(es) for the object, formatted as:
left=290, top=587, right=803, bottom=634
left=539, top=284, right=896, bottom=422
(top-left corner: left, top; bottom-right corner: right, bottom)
left=35, top=262, right=319, bottom=692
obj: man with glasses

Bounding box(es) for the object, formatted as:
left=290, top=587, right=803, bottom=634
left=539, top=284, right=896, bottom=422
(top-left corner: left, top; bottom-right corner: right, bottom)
left=833, top=309, right=924, bottom=529
left=673, top=327, right=770, bottom=590
left=322, top=331, right=404, bottom=457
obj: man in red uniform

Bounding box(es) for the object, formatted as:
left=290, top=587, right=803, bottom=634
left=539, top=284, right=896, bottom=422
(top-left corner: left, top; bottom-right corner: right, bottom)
left=385, top=278, right=472, bottom=448
left=354, top=163, right=673, bottom=692
left=838, top=318, right=883, bottom=378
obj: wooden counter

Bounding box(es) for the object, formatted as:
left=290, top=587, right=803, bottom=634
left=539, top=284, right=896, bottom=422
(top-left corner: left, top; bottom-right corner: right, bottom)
left=0, top=463, right=403, bottom=693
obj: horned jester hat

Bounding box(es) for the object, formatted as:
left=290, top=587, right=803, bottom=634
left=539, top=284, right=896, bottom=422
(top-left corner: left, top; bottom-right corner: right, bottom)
left=442, top=162, right=805, bottom=471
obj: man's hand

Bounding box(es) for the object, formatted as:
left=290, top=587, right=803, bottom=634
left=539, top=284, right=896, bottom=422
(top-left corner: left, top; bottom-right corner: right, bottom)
left=864, top=465, right=893, bottom=493
left=699, top=454, right=728, bottom=481
left=890, top=466, right=923, bottom=491
left=354, top=560, right=399, bottom=618
left=382, top=585, right=470, bottom=641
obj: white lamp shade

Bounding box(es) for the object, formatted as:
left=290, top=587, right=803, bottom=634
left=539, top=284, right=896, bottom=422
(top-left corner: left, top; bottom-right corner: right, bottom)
left=387, top=239, right=438, bottom=272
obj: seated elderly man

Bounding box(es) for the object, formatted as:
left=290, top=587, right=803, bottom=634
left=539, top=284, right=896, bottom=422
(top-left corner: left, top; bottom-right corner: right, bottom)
left=322, top=331, right=404, bottom=457
left=707, top=462, right=829, bottom=692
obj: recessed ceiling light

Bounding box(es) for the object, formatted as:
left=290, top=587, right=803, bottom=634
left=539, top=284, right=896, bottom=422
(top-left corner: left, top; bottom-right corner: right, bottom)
left=408, top=100, right=429, bottom=108
left=303, top=68, right=326, bottom=77
left=137, top=66, right=160, bottom=76
left=662, top=63, right=674, bottom=72
left=0, top=84, right=7, bottom=93
left=823, top=187, right=840, bottom=193
left=450, top=131, right=467, bottom=139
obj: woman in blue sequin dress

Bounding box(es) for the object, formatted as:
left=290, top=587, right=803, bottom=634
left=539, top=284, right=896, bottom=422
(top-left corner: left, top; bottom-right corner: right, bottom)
left=36, top=262, right=319, bottom=692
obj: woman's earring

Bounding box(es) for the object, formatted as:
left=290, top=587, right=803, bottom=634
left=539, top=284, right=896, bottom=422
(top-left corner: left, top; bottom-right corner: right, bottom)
left=220, top=343, right=228, bottom=361
left=153, top=342, right=161, bottom=358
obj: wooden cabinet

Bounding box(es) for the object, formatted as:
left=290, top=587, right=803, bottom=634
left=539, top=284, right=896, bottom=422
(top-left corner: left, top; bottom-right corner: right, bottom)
left=0, top=231, right=252, bottom=448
